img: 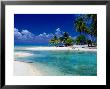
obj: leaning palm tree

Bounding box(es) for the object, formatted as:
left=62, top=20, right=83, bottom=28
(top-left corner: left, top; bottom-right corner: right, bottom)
left=74, top=17, right=88, bottom=34
left=74, top=14, right=97, bottom=47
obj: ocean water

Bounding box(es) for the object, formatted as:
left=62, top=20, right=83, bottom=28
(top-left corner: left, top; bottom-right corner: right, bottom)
left=14, top=46, right=97, bottom=76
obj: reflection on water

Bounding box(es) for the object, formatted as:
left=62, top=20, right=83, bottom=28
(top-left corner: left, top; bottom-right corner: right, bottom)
left=14, top=47, right=97, bottom=76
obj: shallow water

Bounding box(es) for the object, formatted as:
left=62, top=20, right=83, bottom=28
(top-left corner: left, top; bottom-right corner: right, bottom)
left=14, top=46, right=97, bottom=76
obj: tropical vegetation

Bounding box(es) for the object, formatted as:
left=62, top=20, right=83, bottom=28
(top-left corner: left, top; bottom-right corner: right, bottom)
left=49, top=14, right=97, bottom=47
left=74, top=14, right=97, bottom=47
left=75, top=35, right=86, bottom=45
left=49, top=32, right=73, bottom=47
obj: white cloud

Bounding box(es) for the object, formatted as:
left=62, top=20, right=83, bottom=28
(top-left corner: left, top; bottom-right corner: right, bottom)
left=37, top=32, right=53, bottom=38
left=35, top=32, right=54, bottom=43
left=21, top=30, right=29, bottom=34
left=14, top=28, right=54, bottom=44
left=55, top=28, right=63, bottom=37
left=14, top=28, right=22, bottom=40
left=56, top=28, right=60, bottom=32
left=21, top=30, right=34, bottom=40
left=14, top=28, right=18, bottom=32
left=14, top=28, right=35, bottom=42
left=47, top=33, right=54, bottom=38
left=14, top=28, right=67, bottom=44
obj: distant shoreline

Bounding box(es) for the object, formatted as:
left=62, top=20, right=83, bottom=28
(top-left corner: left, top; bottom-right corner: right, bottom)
left=15, top=45, right=97, bottom=52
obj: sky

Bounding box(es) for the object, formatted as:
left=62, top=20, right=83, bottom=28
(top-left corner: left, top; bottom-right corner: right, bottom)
left=14, top=14, right=90, bottom=45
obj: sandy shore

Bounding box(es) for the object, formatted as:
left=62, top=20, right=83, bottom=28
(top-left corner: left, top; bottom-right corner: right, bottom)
left=14, top=52, right=33, bottom=58
left=14, top=45, right=96, bottom=76
left=14, top=61, right=42, bottom=76
left=20, top=46, right=97, bottom=52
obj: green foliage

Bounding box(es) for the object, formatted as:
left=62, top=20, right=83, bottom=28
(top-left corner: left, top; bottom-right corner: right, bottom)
left=49, top=14, right=97, bottom=47
left=64, top=37, right=74, bottom=46
left=74, top=17, right=88, bottom=34
left=49, top=32, right=74, bottom=47
left=74, top=14, right=97, bottom=37
left=74, top=14, right=97, bottom=46
left=76, top=35, right=86, bottom=45
left=85, top=14, right=97, bottom=37
left=49, top=35, right=60, bottom=46
left=59, top=36, right=64, bottom=42
left=62, top=32, right=69, bottom=39
left=62, top=32, right=73, bottom=46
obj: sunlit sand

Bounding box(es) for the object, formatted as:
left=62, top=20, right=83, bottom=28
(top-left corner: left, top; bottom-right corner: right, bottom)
left=19, top=45, right=96, bottom=52
left=14, top=52, right=33, bottom=58
left=14, top=61, right=43, bottom=76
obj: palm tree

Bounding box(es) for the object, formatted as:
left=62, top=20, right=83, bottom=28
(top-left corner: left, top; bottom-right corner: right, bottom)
left=74, top=14, right=97, bottom=47
left=62, top=32, right=69, bottom=40
left=49, top=32, right=74, bottom=47
left=59, top=36, right=64, bottom=43
left=74, top=17, right=88, bottom=34
left=75, top=35, right=86, bottom=45
left=62, top=32, right=73, bottom=46
left=49, top=35, right=59, bottom=46
left=64, top=37, right=74, bottom=46
left=87, top=14, right=97, bottom=41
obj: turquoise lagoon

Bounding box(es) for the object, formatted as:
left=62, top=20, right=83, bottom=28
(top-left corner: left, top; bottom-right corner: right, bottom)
left=14, top=46, right=97, bottom=76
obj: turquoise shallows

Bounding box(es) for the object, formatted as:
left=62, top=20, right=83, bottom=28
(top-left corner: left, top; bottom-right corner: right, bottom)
left=14, top=46, right=97, bottom=76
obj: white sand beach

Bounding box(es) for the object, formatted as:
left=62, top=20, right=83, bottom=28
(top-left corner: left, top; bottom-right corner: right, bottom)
left=14, top=61, right=43, bottom=76
left=14, top=52, right=33, bottom=58
left=20, top=45, right=97, bottom=52
left=14, top=60, right=63, bottom=76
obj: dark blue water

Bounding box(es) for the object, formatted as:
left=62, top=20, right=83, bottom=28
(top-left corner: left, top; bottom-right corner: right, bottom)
left=15, top=47, right=97, bottom=76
